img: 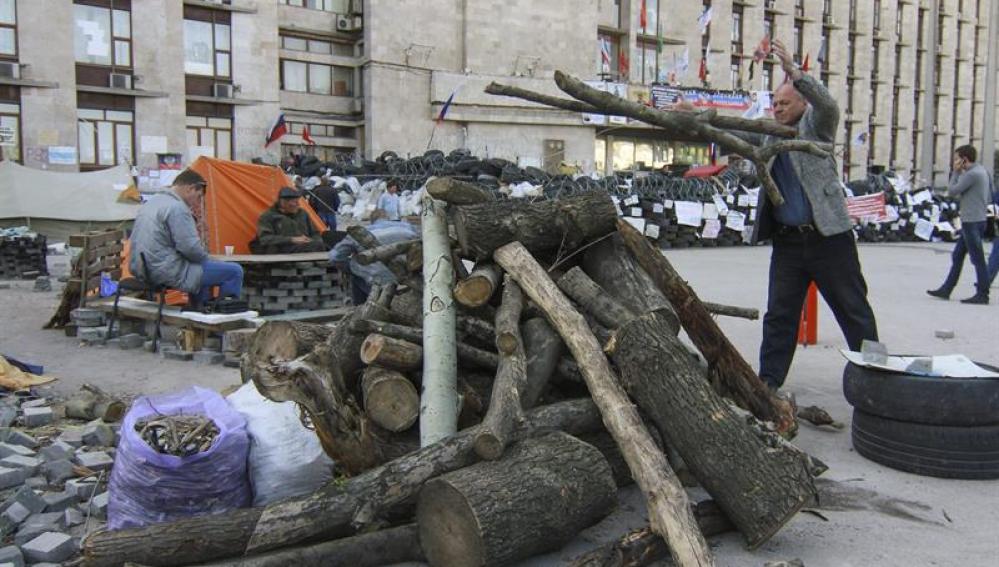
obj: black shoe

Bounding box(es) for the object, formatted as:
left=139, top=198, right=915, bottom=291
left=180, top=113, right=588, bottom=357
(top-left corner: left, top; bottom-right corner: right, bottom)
left=959, top=294, right=989, bottom=305
left=926, top=288, right=951, bottom=300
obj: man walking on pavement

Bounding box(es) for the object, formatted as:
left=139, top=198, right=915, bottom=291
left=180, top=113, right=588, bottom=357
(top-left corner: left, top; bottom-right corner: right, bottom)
left=688, top=40, right=879, bottom=392
left=927, top=145, right=991, bottom=305
left=376, top=179, right=402, bottom=221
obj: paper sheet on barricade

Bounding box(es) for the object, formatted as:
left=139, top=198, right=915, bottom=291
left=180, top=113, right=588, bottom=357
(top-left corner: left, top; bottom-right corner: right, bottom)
left=674, top=201, right=703, bottom=227
left=726, top=211, right=746, bottom=231
left=841, top=351, right=999, bottom=379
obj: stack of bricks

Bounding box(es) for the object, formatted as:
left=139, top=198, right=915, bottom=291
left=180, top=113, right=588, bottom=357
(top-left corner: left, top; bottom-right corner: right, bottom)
left=0, top=234, right=47, bottom=279
left=241, top=260, right=346, bottom=315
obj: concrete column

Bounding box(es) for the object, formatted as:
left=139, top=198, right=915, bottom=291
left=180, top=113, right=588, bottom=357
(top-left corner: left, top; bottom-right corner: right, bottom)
left=982, top=0, right=998, bottom=174
left=232, top=2, right=281, bottom=163
left=919, top=0, right=939, bottom=185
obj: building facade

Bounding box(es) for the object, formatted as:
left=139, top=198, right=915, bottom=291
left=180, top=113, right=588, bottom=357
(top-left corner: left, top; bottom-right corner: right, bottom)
left=0, top=0, right=995, bottom=186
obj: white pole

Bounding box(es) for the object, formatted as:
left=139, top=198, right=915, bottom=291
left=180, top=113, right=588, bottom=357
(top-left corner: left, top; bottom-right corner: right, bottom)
left=419, top=195, right=458, bottom=446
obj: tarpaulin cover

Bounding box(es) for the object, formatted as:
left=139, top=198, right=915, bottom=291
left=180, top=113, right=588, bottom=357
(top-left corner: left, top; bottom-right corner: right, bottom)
left=190, top=156, right=324, bottom=255
left=683, top=164, right=728, bottom=179
left=0, top=161, right=137, bottom=222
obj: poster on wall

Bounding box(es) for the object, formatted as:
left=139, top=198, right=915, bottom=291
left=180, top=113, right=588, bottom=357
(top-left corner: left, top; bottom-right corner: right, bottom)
left=157, top=153, right=183, bottom=170
left=650, top=84, right=766, bottom=114
left=48, top=146, right=77, bottom=165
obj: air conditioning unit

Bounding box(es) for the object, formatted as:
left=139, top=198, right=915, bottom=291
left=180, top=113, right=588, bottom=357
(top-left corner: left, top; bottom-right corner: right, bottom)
left=109, top=73, right=132, bottom=90
left=213, top=83, right=234, bottom=99
left=336, top=14, right=356, bottom=31
left=0, top=62, right=19, bottom=80
left=350, top=0, right=363, bottom=14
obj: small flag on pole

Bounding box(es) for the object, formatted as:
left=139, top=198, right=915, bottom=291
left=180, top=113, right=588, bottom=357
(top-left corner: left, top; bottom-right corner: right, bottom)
left=619, top=50, right=630, bottom=76
left=302, top=125, right=316, bottom=145
left=697, top=6, right=713, bottom=35
left=748, top=36, right=771, bottom=81
left=601, top=38, right=612, bottom=72
left=802, top=53, right=810, bottom=73
left=698, top=53, right=708, bottom=83
left=436, top=91, right=456, bottom=124
left=640, top=0, right=648, bottom=31
left=264, top=113, right=287, bottom=147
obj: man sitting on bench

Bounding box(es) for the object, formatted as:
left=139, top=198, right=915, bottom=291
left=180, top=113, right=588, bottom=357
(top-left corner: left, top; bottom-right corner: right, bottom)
left=252, top=187, right=327, bottom=254
left=130, top=169, right=244, bottom=308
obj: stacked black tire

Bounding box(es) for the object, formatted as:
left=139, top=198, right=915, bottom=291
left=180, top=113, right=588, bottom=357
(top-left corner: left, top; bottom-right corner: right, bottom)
left=0, top=234, right=47, bottom=278
left=844, top=362, right=999, bottom=480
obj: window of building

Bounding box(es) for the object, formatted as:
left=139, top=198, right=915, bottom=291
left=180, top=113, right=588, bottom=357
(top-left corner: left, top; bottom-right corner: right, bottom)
left=763, top=16, right=774, bottom=42
left=0, top=98, right=20, bottom=163
left=731, top=58, right=742, bottom=89
left=281, top=60, right=353, bottom=95
left=185, top=115, right=232, bottom=160
left=849, top=0, right=858, bottom=27
left=732, top=8, right=743, bottom=52
left=641, top=0, right=658, bottom=32
left=795, top=0, right=805, bottom=18
left=78, top=108, right=133, bottom=168
left=823, top=0, right=832, bottom=18
left=894, top=44, right=902, bottom=80
left=184, top=9, right=231, bottom=78
left=638, top=41, right=659, bottom=84
left=0, top=0, right=16, bottom=58
left=74, top=2, right=131, bottom=68
left=280, top=0, right=350, bottom=12
left=873, top=0, right=882, bottom=32
left=607, top=137, right=709, bottom=172
left=896, top=5, right=904, bottom=37
left=872, top=42, right=880, bottom=78
left=280, top=34, right=354, bottom=57
left=597, top=34, right=620, bottom=78
left=763, top=62, right=774, bottom=91
left=793, top=23, right=803, bottom=63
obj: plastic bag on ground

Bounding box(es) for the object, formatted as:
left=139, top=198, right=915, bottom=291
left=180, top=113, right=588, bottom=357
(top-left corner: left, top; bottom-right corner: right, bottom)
left=226, top=382, right=335, bottom=506
left=108, top=386, right=251, bottom=530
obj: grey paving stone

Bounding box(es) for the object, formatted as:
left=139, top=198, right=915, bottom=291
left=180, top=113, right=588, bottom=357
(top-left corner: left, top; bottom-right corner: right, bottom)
left=0, top=407, right=16, bottom=428
left=74, top=451, right=113, bottom=472
left=0, top=443, right=35, bottom=459
left=37, top=445, right=71, bottom=464
left=2, top=487, right=45, bottom=515
left=55, top=431, right=83, bottom=448
left=18, top=400, right=47, bottom=410
left=61, top=508, right=83, bottom=528
left=64, top=479, right=97, bottom=501
left=192, top=351, right=224, bottom=365
left=22, top=477, right=46, bottom=490
left=0, top=545, right=23, bottom=567
left=0, top=456, right=40, bottom=475
left=41, top=460, right=74, bottom=484
left=1, top=502, right=31, bottom=525
left=0, top=467, right=27, bottom=490
left=161, top=349, right=193, bottom=361
left=41, top=491, right=76, bottom=513
left=22, top=531, right=75, bottom=563
left=21, top=408, right=52, bottom=428
left=118, top=333, right=145, bottom=349
left=81, top=423, right=114, bottom=448
left=88, top=492, right=108, bottom=520
left=0, top=431, right=37, bottom=450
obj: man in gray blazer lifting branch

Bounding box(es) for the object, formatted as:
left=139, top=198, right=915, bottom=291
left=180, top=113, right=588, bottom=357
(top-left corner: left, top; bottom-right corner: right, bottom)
left=710, top=40, right=880, bottom=391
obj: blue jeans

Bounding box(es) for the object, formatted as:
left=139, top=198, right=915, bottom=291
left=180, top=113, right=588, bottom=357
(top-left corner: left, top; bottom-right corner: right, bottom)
left=940, top=221, right=989, bottom=296
left=192, top=261, right=244, bottom=306
left=759, top=231, right=879, bottom=389
left=318, top=212, right=337, bottom=231
left=988, top=237, right=999, bottom=288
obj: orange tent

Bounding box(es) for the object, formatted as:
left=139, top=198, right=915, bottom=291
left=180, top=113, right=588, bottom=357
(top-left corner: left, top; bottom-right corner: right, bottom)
left=191, top=156, right=324, bottom=254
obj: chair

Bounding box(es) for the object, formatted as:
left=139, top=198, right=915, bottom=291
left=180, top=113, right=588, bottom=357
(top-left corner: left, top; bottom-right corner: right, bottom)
left=106, top=253, right=168, bottom=353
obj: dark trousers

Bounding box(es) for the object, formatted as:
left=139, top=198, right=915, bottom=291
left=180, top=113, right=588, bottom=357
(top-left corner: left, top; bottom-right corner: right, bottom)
left=318, top=212, right=337, bottom=232
left=351, top=273, right=371, bottom=306
left=939, top=221, right=989, bottom=296
left=760, top=230, right=879, bottom=389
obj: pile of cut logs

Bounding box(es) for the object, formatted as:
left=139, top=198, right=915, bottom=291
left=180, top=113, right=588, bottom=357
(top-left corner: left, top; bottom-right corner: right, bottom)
left=81, top=70, right=829, bottom=567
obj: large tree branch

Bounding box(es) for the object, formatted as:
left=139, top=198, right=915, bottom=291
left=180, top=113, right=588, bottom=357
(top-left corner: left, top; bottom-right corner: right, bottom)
left=485, top=82, right=799, bottom=139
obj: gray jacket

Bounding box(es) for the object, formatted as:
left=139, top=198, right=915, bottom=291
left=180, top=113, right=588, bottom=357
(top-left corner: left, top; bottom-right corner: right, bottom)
left=129, top=192, right=208, bottom=293
left=739, top=74, right=853, bottom=242
left=947, top=163, right=990, bottom=223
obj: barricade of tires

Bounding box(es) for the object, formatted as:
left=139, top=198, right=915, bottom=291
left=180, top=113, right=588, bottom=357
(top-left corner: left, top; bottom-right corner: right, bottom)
left=843, top=361, right=999, bottom=480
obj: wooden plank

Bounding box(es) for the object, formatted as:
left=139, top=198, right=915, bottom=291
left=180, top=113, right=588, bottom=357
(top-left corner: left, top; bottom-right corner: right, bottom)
left=69, top=230, right=124, bottom=248
left=208, top=252, right=330, bottom=264
left=89, top=297, right=254, bottom=332
left=257, top=306, right=353, bottom=324
left=86, top=243, right=124, bottom=263
left=70, top=270, right=122, bottom=293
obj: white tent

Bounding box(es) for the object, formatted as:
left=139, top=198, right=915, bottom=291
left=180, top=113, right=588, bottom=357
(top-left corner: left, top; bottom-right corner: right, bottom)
left=0, top=161, right=138, bottom=241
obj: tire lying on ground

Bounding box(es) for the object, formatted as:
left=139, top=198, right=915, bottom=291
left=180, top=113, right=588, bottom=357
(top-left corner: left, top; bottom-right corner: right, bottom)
left=851, top=409, right=999, bottom=480
left=843, top=361, right=999, bottom=426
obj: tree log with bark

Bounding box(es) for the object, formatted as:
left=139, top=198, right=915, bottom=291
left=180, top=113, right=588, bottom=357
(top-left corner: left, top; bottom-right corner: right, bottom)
left=452, top=189, right=618, bottom=260
left=520, top=317, right=563, bottom=408
left=494, top=241, right=715, bottom=567
left=559, top=269, right=816, bottom=548
left=616, top=220, right=796, bottom=434
left=453, top=261, right=502, bottom=308
left=426, top=176, right=496, bottom=205
left=354, top=239, right=419, bottom=266
left=418, top=432, right=617, bottom=567
left=474, top=276, right=527, bottom=460
left=361, top=366, right=420, bottom=433
left=360, top=334, right=423, bottom=371
left=81, top=398, right=604, bottom=567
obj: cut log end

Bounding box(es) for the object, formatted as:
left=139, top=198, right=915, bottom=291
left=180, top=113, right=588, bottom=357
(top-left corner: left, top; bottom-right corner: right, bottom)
left=472, top=430, right=505, bottom=461
left=495, top=332, right=519, bottom=355
left=417, top=481, right=486, bottom=567
left=453, top=277, right=494, bottom=308
left=359, top=334, right=422, bottom=371
left=362, top=367, right=420, bottom=433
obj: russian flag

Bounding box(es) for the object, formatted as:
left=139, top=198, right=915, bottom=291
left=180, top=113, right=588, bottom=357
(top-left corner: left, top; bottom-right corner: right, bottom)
left=265, top=113, right=287, bottom=147
left=436, top=91, right=456, bottom=124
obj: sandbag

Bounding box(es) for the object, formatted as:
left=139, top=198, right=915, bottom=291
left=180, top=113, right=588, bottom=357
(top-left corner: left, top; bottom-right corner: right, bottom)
left=108, top=387, right=251, bottom=530
left=226, top=382, right=335, bottom=506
